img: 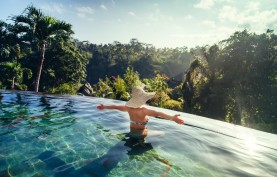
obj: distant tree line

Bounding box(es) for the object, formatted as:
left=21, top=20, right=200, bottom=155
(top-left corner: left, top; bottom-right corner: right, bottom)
left=78, top=38, right=193, bottom=84
left=0, top=5, right=276, bottom=133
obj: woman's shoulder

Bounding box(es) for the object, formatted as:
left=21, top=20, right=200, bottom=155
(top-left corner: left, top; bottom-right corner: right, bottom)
left=140, top=107, right=153, bottom=114
left=140, top=107, right=158, bottom=116
left=127, top=107, right=147, bottom=114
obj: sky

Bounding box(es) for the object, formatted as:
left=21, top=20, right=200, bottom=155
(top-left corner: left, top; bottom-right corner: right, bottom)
left=1, top=0, right=277, bottom=48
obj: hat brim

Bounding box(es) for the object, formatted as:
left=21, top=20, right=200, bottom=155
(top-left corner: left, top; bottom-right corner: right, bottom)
left=125, top=92, right=155, bottom=108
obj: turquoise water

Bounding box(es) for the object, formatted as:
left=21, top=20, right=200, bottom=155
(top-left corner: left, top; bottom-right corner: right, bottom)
left=0, top=90, right=276, bottom=177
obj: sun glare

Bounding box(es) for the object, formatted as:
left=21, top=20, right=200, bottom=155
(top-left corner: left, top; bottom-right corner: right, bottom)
left=242, top=134, right=258, bottom=153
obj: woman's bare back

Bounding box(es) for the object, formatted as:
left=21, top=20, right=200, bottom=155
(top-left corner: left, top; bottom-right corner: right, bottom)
left=127, top=107, right=149, bottom=129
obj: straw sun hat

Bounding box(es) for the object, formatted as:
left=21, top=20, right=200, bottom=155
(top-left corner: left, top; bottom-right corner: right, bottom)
left=125, top=86, right=155, bottom=108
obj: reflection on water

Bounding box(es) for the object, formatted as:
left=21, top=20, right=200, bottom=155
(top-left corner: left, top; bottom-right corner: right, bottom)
left=0, top=90, right=276, bottom=177
left=241, top=134, right=258, bottom=154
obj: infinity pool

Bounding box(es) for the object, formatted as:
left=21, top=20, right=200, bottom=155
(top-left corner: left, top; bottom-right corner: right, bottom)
left=0, top=90, right=276, bottom=177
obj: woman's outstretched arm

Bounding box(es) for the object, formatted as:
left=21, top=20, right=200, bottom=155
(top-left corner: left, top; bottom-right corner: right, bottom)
left=97, top=104, right=128, bottom=112
left=143, top=108, right=184, bottom=124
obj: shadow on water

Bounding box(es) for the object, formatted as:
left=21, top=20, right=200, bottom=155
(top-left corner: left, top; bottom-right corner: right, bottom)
left=33, top=133, right=172, bottom=177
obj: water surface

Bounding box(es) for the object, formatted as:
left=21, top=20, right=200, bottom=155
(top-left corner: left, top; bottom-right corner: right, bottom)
left=0, top=90, right=276, bottom=177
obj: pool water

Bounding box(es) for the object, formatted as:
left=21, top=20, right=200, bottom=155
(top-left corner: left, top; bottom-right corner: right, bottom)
left=0, top=90, right=276, bottom=177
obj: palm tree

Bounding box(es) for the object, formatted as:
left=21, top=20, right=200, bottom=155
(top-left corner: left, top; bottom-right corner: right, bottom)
left=12, top=5, right=73, bottom=92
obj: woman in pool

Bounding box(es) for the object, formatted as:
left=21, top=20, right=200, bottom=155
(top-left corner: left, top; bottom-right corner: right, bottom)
left=97, top=86, right=184, bottom=138
left=95, top=86, right=184, bottom=176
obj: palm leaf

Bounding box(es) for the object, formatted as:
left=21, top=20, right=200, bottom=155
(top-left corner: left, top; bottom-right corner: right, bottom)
left=50, top=20, right=74, bottom=35
left=25, top=5, right=44, bottom=20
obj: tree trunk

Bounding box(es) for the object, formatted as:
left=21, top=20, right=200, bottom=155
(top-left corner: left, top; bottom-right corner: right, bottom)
left=11, top=76, right=15, bottom=90
left=34, top=43, right=46, bottom=92
left=12, top=56, right=19, bottom=90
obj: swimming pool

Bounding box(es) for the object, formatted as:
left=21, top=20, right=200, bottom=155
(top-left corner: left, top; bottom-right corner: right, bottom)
left=0, top=90, right=276, bottom=177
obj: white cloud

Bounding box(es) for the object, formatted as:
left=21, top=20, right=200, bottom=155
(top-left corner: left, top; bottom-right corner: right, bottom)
left=77, top=12, right=94, bottom=21
left=170, top=27, right=237, bottom=48
left=245, top=2, right=260, bottom=12
left=75, top=6, right=94, bottom=19
left=77, top=13, right=86, bottom=18
left=101, top=5, right=107, bottom=10
left=218, top=5, right=277, bottom=32
left=194, top=0, right=215, bottom=9
left=128, top=11, right=136, bottom=16
left=201, top=20, right=216, bottom=28
left=216, top=26, right=237, bottom=40
left=40, top=3, right=65, bottom=14
left=184, top=15, right=193, bottom=20
left=169, top=25, right=238, bottom=48
left=146, top=7, right=164, bottom=22
left=76, top=6, right=94, bottom=15
left=218, top=5, right=237, bottom=22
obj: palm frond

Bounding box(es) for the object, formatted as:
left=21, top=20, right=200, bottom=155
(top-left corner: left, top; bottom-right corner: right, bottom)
left=0, top=20, right=7, bottom=29
left=12, top=15, right=32, bottom=26
left=50, top=20, right=74, bottom=35
left=26, top=5, right=44, bottom=20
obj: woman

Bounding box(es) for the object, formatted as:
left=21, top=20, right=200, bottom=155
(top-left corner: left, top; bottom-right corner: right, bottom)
left=97, top=86, right=184, bottom=138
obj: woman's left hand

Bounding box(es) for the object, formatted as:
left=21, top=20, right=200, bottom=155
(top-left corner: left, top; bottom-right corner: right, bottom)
left=172, top=114, right=184, bottom=124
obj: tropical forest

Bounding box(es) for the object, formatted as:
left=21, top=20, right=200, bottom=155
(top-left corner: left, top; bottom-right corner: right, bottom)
left=0, top=5, right=276, bottom=134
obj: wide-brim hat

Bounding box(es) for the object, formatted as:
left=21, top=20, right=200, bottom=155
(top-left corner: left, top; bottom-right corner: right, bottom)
left=125, top=86, right=155, bottom=108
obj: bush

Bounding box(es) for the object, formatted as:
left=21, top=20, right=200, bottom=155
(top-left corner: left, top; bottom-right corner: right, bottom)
left=113, top=76, right=130, bottom=100
left=170, top=84, right=183, bottom=101
left=148, top=92, right=170, bottom=107
left=16, top=84, right=28, bottom=91
left=124, top=67, right=142, bottom=92
left=47, top=83, right=77, bottom=94
left=93, top=78, right=114, bottom=98
left=143, top=74, right=168, bottom=93
left=163, top=99, right=183, bottom=111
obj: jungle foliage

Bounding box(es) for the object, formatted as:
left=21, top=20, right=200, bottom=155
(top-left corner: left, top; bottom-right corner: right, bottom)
left=0, top=5, right=88, bottom=92
left=0, top=5, right=276, bottom=133
left=182, top=30, right=277, bottom=133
